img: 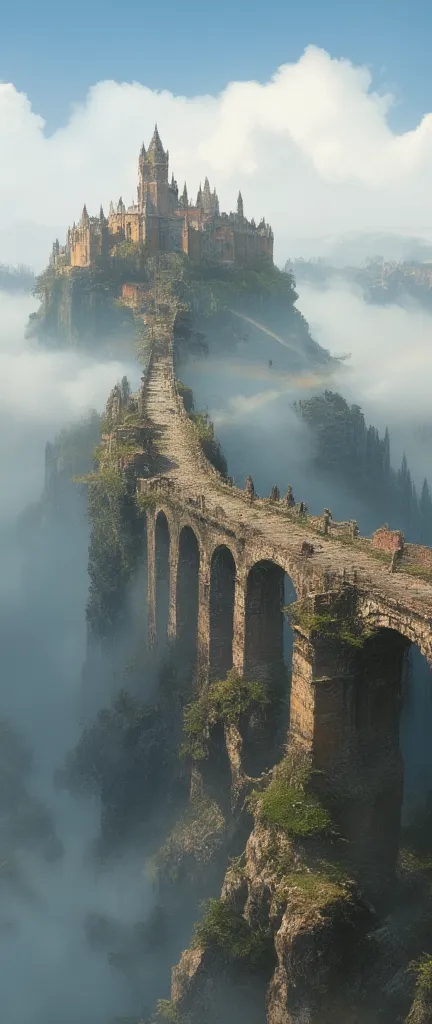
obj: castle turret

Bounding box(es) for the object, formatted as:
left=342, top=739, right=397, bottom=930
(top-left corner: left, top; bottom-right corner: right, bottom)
left=237, top=191, right=244, bottom=218
left=138, top=125, right=172, bottom=215
left=180, top=182, right=189, bottom=209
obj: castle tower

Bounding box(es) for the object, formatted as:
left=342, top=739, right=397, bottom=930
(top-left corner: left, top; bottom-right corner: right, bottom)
left=237, top=191, right=244, bottom=219
left=138, top=125, right=171, bottom=213
left=202, top=177, right=213, bottom=217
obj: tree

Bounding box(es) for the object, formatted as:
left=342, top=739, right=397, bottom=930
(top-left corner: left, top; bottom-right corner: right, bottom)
left=121, top=376, right=131, bottom=407
left=419, top=478, right=432, bottom=544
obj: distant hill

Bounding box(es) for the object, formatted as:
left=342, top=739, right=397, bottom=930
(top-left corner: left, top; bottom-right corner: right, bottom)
left=284, top=230, right=432, bottom=267
left=0, top=221, right=66, bottom=273
left=0, top=263, right=34, bottom=293
left=286, top=256, right=432, bottom=309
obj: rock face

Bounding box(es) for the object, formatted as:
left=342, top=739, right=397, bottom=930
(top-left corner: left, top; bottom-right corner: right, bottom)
left=170, top=769, right=374, bottom=1024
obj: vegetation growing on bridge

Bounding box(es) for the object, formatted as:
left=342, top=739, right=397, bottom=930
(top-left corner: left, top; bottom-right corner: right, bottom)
left=286, top=601, right=378, bottom=648
left=180, top=670, right=268, bottom=761
left=175, top=376, right=228, bottom=477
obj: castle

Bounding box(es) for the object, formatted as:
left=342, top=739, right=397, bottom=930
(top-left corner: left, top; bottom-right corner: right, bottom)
left=51, top=126, right=273, bottom=270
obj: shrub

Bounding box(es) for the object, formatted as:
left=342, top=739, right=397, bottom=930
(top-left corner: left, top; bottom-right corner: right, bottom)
left=256, top=750, right=331, bottom=839
left=180, top=671, right=268, bottom=761
left=260, top=777, right=330, bottom=837
left=192, top=897, right=273, bottom=969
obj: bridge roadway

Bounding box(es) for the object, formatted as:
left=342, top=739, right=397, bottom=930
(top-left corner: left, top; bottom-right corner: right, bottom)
left=137, top=316, right=432, bottom=879
left=139, top=331, right=432, bottom=663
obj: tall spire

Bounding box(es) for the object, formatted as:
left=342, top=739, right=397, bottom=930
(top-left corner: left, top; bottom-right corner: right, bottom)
left=81, top=204, right=89, bottom=223
left=148, top=123, right=166, bottom=159
left=180, top=182, right=189, bottom=208
left=237, top=191, right=244, bottom=218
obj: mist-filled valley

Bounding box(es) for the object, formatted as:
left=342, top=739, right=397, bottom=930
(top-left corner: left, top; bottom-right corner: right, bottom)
left=2, top=262, right=432, bottom=1024
left=177, top=281, right=432, bottom=817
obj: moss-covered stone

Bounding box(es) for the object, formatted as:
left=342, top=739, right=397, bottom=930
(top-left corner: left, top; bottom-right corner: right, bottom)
left=192, top=897, right=274, bottom=970
left=180, top=670, right=268, bottom=762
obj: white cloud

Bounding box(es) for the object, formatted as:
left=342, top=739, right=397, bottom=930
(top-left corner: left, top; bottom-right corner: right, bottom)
left=3, top=46, right=432, bottom=268
left=297, top=279, right=432, bottom=485
left=0, top=290, right=136, bottom=519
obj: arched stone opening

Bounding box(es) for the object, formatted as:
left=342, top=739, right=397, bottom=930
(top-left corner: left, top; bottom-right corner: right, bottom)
left=244, top=560, right=296, bottom=687
left=243, top=560, right=297, bottom=774
left=155, top=511, right=170, bottom=648
left=400, top=643, right=432, bottom=823
left=176, top=525, right=200, bottom=677
left=316, top=624, right=431, bottom=885
left=209, top=545, right=236, bottom=681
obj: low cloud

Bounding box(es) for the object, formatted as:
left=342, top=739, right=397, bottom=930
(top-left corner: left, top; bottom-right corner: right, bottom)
left=296, top=279, right=432, bottom=484
left=3, top=46, right=432, bottom=267
left=0, top=290, right=137, bottom=519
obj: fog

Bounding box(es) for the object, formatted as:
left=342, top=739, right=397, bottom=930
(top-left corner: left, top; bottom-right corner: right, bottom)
left=179, top=287, right=432, bottom=817
left=0, top=290, right=156, bottom=1024
left=2, top=272, right=432, bottom=1023
left=297, top=279, right=432, bottom=487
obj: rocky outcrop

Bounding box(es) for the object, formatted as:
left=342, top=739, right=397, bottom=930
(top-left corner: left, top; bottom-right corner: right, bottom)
left=169, top=748, right=375, bottom=1024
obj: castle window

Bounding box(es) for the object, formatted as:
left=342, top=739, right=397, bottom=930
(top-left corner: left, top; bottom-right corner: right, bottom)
left=126, top=222, right=132, bottom=241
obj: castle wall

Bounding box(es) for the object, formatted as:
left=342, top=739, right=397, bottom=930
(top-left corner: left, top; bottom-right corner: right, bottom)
left=372, top=527, right=404, bottom=554
left=62, top=131, right=274, bottom=269
left=233, top=227, right=273, bottom=265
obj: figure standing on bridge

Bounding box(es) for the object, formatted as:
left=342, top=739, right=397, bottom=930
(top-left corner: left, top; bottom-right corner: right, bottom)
left=322, top=508, right=332, bottom=535
left=283, top=484, right=295, bottom=508
left=269, top=485, right=280, bottom=501
left=245, top=475, right=256, bottom=501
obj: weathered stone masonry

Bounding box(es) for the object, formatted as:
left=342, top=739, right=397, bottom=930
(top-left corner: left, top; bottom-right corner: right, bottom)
left=139, top=300, right=432, bottom=875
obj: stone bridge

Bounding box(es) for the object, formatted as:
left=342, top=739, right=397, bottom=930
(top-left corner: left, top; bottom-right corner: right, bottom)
left=138, top=307, right=432, bottom=878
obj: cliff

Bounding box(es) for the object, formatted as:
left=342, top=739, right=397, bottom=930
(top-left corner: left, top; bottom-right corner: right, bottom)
left=42, top=256, right=432, bottom=1024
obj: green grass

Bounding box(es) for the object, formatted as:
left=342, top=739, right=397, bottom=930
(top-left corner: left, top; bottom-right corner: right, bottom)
left=410, top=955, right=432, bottom=993
left=260, top=777, right=331, bottom=837
left=180, top=670, right=268, bottom=761
left=400, top=563, right=432, bottom=584
left=286, top=601, right=378, bottom=648
left=407, top=955, right=432, bottom=1022
left=192, top=898, right=274, bottom=969
left=278, top=868, right=351, bottom=912
left=155, top=1000, right=187, bottom=1023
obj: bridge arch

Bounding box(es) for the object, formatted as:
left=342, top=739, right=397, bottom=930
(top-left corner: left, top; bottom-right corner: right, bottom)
left=176, top=525, right=200, bottom=676
left=244, top=559, right=297, bottom=687
left=209, top=544, right=236, bottom=681
left=314, top=615, right=432, bottom=882
left=155, top=510, right=170, bottom=648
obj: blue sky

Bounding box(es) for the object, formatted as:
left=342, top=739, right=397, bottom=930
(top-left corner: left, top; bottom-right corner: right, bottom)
left=1, top=0, right=430, bottom=132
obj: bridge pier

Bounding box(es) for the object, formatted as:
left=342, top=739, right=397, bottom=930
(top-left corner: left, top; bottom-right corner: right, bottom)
left=168, top=527, right=179, bottom=641
left=289, top=605, right=410, bottom=884
left=196, top=554, right=211, bottom=685
left=146, top=512, right=157, bottom=648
